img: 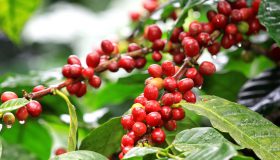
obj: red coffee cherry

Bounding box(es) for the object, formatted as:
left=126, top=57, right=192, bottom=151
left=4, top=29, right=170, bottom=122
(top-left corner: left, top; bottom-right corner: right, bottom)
left=16, top=107, right=29, bottom=121
left=189, top=22, right=202, bottom=36
left=148, top=64, right=163, bottom=77
left=75, top=82, right=87, bottom=97
left=207, top=42, right=221, bottom=55
left=173, top=53, right=185, bottom=65
left=235, top=33, right=243, bottom=43
left=122, top=146, right=133, bottom=154
left=121, top=134, right=134, bottom=146
left=132, top=106, right=146, bottom=122
left=185, top=68, right=198, bottom=79
left=217, top=0, right=232, bottom=16
left=32, top=85, right=45, bottom=93
left=26, top=100, right=42, bottom=117
left=232, top=0, right=247, bottom=9
left=132, top=122, right=147, bottom=136
left=177, top=78, right=194, bottom=93
left=119, top=152, right=124, bottom=159
left=183, top=91, right=196, bottom=103
left=55, top=148, right=67, bottom=155
left=67, top=82, right=82, bottom=95
left=182, top=37, right=200, bottom=57
left=172, top=107, right=185, bottom=120
left=145, top=100, right=161, bottom=113
left=1, top=91, right=18, bottom=103
left=89, top=75, right=102, bottom=88
left=143, top=0, right=158, bottom=13
left=173, top=91, right=182, bottom=103
left=197, top=32, right=212, bottom=46
left=252, top=0, right=261, bottom=14
left=67, top=55, right=81, bottom=66
left=163, top=77, right=177, bottom=92
left=82, top=67, right=94, bottom=79
left=69, top=64, right=82, bottom=78
left=179, top=32, right=190, bottom=41
left=151, top=128, right=166, bottom=144
left=248, top=18, right=261, bottom=34
left=146, top=112, right=162, bottom=127
left=135, top=57, right=147, bottom=69
left=164, top=120, right=177, bottom=131
left=221, top=34, right=235, bottom=49
left=211, top=14, right=228, bottom=29
left=144, top=25, right=162, bottom=42
left=267, top=43, right=280, bottom=62
left=144, top=84, right=159, bottom=100
left=202, top=23, right=215, bottom=34
left=193, top=73, right=204, bottom=87
left=152, top=39, right=165, bottom=51
left=170, top=28, right=183, bottom=43
left=108, top=61, right=119, bottom=72
left=101, top=40, right=114, bottom=54
left=62, top=65, right=71, bottom=78
left=161, top=93, right=174, bottom=106
left=130, top=11, right=141, bottom=22
left=118, top=56, right=136, bottom=73
left=127, top=131, right=138, bottom=141
left=134, top=95, right=148, bottom=106
left=199, top=61, right=216, bottom=76
left=226, top=24, right=238, bottom=35
left=128, top=43, right=141, bottom=52
left=231, top=9, right=242, bottom=22
left=86, top=52, right=101, bottom=68
left=121, top=115, right=135, bottom=130
left=152, top=51, right=163, bottom=62
left=161, top=61, right=175, bottom=76
left=3, top=112, right=15, bottom=126
left=207, top=10, right=217, bottom=21
left=240, top=8, right=253, bottom=21
left=160, top=106, right=172, bottom=120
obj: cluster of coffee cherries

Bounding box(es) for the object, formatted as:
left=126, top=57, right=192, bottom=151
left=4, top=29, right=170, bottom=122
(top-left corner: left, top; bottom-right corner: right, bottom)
left=0, top=86, right=44, bottom=128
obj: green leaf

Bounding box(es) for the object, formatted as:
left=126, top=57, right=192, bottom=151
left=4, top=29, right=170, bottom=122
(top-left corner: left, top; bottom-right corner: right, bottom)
left=1, top=141, right=37, bottom=160
left=181, top=95, right=280, bottom=160
left=51, top=150, right=107, bottom=160
left=173, top=127, right=240, bottom=152
left=0, top=0, right=41, bottom=43
left=0, top=98, right=29, bottom=113
left=54, top=90, right=78, bottom=152
left=183, top=143, right=238, bottom=160
left=232, top=155, right=255, bottom=160
left=79, top=117, right=125, bottom=157
left=123, top=147, right=161, bottom=160
left=258, top=0, right=280, bottom=45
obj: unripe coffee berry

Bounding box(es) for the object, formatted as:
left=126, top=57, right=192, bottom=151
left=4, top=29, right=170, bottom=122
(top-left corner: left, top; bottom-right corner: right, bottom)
left=101, top=40, right=114, bottom=54
left=151, top=128, right=166, bottom=144
left=146, top=112, right=162, bottom=127
left=199, top=61, right=216, bottom=76
left=144, top=84, right=159, bottom=100
left=86, top=52, right=100, bottom=68
left=121, top=115, right=135, bottom=130
left=26, top=100, right=42, bottom=117
left=3, top=112, right=15, bottom=126
left=146, top=77, right=164, bottom=90
left=67, top=55, right=81, bottom=66
left=132, top=122, right=147, bottom=137
left=1, top=91, right=18, bottom=103
left=16, top=107, right=29, bottom=121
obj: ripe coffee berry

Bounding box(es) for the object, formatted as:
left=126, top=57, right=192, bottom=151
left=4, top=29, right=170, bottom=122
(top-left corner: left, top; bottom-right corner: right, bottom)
left=89, top=75, right=102, bottom=88
left=172, top=107, right=185, bottom=120
left=207, top=10, right=217, bottom=21
left=143, top=0, right=158, bottom=13
left=163, top=77, right=177, bottom=92
left=232, top=0, right=247, bottom=9
left=119, top=152, right=124, bottom=160
left=135, top=57, right=147, bottom=69
left=134, top=95, right=147, bottom=106
left=231, top=9, right=242, bottom=22
left=32, top=85, right=45, bottom=93
left=67, top=82, right=82, bottom=95
left=197, top=32, right=211, bottom=46
left=164, top=120, right=177, bottom=131
left=108, top=61, right=119, bottom=72
left=248, top=19, right=261, bottom=34
left=121, top=115, right=135, bottom=130
left=132, top=106, right=146, bottom=122
left=202, top=23, right=215, bottom=34
left=130, top=11, right=140, bottom=22
left=189, top=22, right=202, bottom=35
left=132, top=122, right=147, bottom=137
left=161, top=93, right=174, bottom=106
left=16, top=107, right=29, bottom=121
left=151, top=128, right=166, bottom=144
left=183, top=91, right=196, bottom=103
left=161, top=61, right=175, bottom=76
left=144, top=25, right=162, bottom=42
left=55, top=148, right=67, bottom=155
left=240, top=8, right=253, bottom=21
left=26, top=101, right=42, bottom=117
left=3, top=112, right=15, bottom=126
left=67, top=55, right=81, bottom=66
left=170, top=28, right=182, bottom=43
left=179, top=32, right=190, bottom=41
left=128, top=43, right=141, bottom=52
left=160, top=106, right=172, bottom=120
left=118, top=56, right=136, bottom=73
left=146, top=112, right=162, bottom=126
left=121, top=134, right=134, bottom=146
left=199, top=61, right=216, bottom=76
left=252, top=0, right=261, bottom=14
left=86, top=52, right=100, bottom=68
left=182, top=37, right=200, bottom=57
left=1, top=91, right=18, bottom=103
left=185, top=68, right=198, bottom=79
left=122, top=146, right=133, bottom=154
left=173, top=53, right=185, bottom=65
left=207, top=42, right=221, bottom=55
left=193, top=73, right=204, bottom=87
left=82, top=67, right=94, bottom=78
left=75, top=82, right=87, bottom=97
left=221, top=34, right=235, bottom=49
left=101, top=40, right=114, bottom=54
left=146, top=77, right=164, bottom=90
left=211, top=14, right=227, bottom=29
left=145, top=100, right=161, bottom=113
left=226, top=24, right=238, bottom=35
left=127, top=131, right=138, bottom=141
left=152, top=39, right=165, bottom=51
left=152, top=51, right=162, bottom=62
left=217, top=0, right=232, bottom=16
left=144, top=84, right=159, bottom=100
left=177, top=78, right=194, bottom=93
left=173, top=91, right=183, bottom=103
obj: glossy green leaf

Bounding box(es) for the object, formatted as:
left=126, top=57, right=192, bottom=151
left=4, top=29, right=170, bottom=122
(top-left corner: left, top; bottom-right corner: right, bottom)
left=51, top=150, right=107, bottom=160
left=0, top=0, right=41, bottom=43
left=1, top=141, right=37, bottom=160
left=181, top=95, right=280, bottom=160
left=183, top=143, right=237, bottom=160
left=232, top=155, right=254, bottom=160
left=173, top=127, right=240, bottom=152
left=123, top=147, right=161, bottom=160
left=258, top=0, right=280, bottom=45
left=79, top=117, right=125, bottom=156
left=0, top=98, right=29, bottom=113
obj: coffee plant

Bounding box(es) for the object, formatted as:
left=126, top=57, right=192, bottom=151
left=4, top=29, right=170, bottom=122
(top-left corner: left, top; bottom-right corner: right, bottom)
left=0, top=0, right=280, bottom=160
